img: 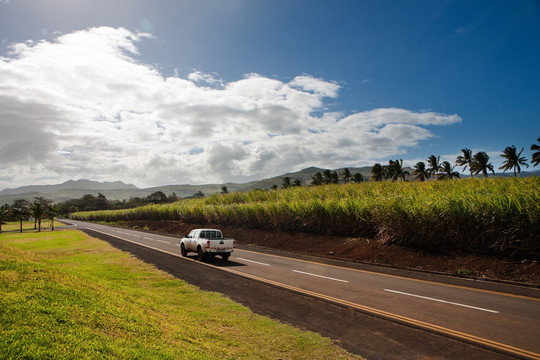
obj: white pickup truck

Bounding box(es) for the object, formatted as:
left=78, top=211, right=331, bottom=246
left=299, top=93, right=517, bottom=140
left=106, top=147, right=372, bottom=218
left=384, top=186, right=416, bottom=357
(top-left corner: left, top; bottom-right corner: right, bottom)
left=180, top=229, right=235, bottom=261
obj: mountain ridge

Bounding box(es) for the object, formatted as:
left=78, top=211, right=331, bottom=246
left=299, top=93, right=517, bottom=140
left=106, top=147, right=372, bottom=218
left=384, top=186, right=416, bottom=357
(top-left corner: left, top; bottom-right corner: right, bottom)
left=0, top=179, right=138, bottom=196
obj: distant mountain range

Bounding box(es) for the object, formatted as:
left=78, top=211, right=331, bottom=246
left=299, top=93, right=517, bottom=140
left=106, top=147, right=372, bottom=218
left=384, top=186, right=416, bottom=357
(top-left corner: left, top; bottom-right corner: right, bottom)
left=0, top=179, right=141, bottom=205
left=0, top=179, right=138, bottom=195
left=0, top=167, right=538, bottom=205
left=0, top=167, right=371, bottom=204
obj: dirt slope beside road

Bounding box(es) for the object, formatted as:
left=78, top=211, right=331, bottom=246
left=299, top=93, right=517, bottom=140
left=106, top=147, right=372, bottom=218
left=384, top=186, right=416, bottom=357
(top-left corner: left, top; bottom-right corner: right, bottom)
left=122, top=220, right=539, bottom=285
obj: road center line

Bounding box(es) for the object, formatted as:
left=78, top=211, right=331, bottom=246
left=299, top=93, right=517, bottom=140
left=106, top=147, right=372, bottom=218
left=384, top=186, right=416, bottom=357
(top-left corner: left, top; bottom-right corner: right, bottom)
left=237, top=257, right=271, bottom=266
left=155, top=239, right=170, bottom=244
left=292, top=270, right=349, bottom=283
left=384, top=289, right=499, bottom=313
left=143, top=237, right=154, bottom=240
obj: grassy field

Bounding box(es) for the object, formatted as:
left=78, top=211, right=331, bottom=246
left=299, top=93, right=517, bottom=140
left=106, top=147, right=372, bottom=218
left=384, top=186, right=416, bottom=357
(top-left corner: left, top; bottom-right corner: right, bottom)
left=0, top=226, right=360, bottom=359
left=72, top=177, right=540, bottom=259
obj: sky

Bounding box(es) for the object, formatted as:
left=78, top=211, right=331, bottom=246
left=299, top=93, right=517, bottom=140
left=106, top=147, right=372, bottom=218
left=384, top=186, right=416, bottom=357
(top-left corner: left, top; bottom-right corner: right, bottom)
left=0, top=0, right=539, bottom=189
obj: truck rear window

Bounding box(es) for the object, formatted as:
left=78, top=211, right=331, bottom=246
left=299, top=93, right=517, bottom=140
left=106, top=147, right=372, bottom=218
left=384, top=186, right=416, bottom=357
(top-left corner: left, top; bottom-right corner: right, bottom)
left=200, top=230, right=222, bottom=239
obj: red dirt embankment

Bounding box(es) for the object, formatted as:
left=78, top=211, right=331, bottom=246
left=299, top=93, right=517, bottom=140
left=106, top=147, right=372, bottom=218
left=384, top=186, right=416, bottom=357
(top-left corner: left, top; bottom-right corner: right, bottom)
left=124, top=220, right=539, bottom=285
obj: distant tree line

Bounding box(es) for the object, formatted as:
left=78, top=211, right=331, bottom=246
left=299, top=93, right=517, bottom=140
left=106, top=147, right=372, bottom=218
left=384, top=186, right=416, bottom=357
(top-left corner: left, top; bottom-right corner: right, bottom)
left=0, top=196, right=58, bottom=233
left=55, top=191, right=181, bottom=215
left=1, top=187, right=221, bottom=221
left=280, top=138, right=540, bottom=187
left=0, top=191, right=184, bottom=226
left=406, top=143, right=535, bottom=182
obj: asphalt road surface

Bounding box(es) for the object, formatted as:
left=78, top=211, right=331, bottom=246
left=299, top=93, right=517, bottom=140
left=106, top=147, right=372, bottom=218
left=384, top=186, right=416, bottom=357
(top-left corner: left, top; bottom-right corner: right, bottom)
left=64, top=220, right=540, bottom=360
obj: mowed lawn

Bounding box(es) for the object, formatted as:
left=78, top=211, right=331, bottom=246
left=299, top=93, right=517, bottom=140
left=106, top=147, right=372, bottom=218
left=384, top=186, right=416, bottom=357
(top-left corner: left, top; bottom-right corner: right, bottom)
left=0, top=224, right=361, bottom=359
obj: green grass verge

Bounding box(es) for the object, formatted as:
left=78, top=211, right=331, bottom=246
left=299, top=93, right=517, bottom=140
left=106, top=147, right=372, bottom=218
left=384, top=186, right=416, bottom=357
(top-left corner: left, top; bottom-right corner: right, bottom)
left=0, top=229, right=361, bottom=360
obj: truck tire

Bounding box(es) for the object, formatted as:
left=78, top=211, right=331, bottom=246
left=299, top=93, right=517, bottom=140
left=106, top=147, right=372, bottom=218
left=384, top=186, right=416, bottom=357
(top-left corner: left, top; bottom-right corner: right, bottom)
left=221, top=253, right=230, bottom=262
left=197, top=247, right=205, bottom=262
left=180, top=243, right=187, bottom=257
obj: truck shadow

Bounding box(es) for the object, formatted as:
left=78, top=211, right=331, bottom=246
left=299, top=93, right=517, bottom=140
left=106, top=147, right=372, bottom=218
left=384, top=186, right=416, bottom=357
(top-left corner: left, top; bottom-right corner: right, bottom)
left=184, top=255, right=247, bottom=267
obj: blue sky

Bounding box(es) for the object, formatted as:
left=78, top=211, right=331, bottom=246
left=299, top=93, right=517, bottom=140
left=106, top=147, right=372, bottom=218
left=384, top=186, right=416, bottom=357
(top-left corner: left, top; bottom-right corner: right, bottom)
left=0, top=0, right=539, bottom=188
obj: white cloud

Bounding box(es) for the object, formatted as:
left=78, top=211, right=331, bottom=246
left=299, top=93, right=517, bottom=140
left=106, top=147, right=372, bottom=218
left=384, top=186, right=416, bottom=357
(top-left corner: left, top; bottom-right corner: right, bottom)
left=0, top=27, right=462, bottom=188
left=341, top=108, right=461, bottom=127
left=289, top=75, right=340, bottom=98
left=188, top=71, right=224, bottom=89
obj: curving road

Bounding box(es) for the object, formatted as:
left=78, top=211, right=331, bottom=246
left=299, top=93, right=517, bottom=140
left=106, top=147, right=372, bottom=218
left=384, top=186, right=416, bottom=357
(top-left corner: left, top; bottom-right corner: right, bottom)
left=64, top=220, right=540, bottom=360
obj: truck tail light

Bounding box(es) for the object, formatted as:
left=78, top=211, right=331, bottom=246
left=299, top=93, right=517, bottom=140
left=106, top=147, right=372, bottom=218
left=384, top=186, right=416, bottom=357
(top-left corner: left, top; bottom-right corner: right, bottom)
left=233, top=240, right=236, bottom=248
left=206, top=240, right=210, bottom=249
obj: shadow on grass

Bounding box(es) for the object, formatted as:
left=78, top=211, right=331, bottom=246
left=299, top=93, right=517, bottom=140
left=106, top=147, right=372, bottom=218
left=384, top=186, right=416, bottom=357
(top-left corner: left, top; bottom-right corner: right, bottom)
left=1, top=221, right=67, bottom=234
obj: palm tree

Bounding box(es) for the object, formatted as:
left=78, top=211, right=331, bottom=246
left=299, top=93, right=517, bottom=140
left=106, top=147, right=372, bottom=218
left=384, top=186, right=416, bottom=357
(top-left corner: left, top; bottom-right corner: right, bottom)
left=370, top=163, right=385, bottom=182
left=499, top=145, right=529, bottom=177
left=32, top=197, right=51, bottom=229
left=31, top=201, right=46, bottom=232
left=386, top=160, right=397, bottom=181
left=439, top=161, right=460, bottom=180
left=386, top=159, right=409, bottom=182
left=0, top=205, right=9, bottom=233
left=471, top=151, right=495, bottom=178
left=413, top=161, right=429, bottom=181
left=455, top=148, right=474, bottom=177
left=341, top=168, right=352, bottom=183
left=531, top=137, right=540, bottom=166
left=426, top=155, right=442, bottom=179
left=11, top=206, right=30, bottom=233
left=46, top=204, right=58, bottom=231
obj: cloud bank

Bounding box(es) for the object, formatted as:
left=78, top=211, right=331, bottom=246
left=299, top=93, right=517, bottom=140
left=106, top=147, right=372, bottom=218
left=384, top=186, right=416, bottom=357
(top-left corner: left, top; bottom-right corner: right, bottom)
left=0, top=27, right=461, bottom=187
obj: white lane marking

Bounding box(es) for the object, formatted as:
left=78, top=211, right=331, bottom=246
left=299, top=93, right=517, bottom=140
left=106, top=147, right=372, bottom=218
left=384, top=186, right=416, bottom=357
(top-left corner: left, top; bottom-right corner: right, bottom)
left=132, top=234, right=141, bottom=238
left=292, top=270, right=349, bottom=283
left=384, top=289, right=499, bottom=314
left=91, top=228, right=170, bottom=245
left=236, top=258, right=271, bottom=266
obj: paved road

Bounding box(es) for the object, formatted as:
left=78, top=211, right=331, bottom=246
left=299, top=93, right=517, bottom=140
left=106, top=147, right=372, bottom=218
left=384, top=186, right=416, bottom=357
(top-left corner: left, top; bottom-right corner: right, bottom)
left=64, top=220, right=540, bottom=360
